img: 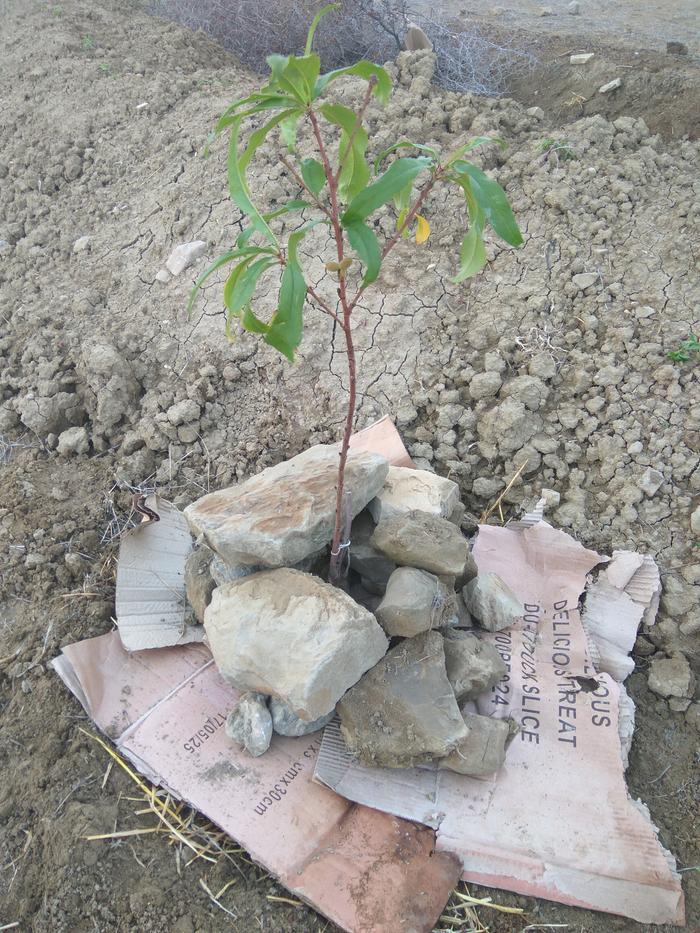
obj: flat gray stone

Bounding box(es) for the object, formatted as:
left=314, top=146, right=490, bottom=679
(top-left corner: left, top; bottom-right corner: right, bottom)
left=443, top=631, right=507, bottom=700
left=376, top=567, right=465, bottom=637
left=462, top=572, right=522, bottom=632
left=370, top=510, right=473, bottom=578
left=205, top=568, right=388, bottom=720
left=185, top=444, right=389, bottom=567
left=439, top=712, right=514, bottom=776
left=225, top=692, right=272, bottom=757
left=270, top=698, right=334, bottom=736
left=368, top=466, right=461, bottom=523
left=210, top=555, right=259, bottom=587
left=337, top=630, right=468, bottom=768
left=184, top=544, right=216, bottom=622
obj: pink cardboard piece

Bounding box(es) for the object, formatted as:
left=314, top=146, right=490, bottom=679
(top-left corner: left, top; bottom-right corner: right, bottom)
left=314, top=521, right=684, bottom=926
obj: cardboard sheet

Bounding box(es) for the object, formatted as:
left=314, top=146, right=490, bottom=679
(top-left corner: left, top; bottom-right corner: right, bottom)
left=53, top=632, right=460, bottom=932
left=314, top=521, right=684, bottom=926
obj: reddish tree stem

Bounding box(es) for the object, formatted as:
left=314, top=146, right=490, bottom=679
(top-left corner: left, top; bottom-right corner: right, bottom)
left=308, top=109, right=356, bottom=585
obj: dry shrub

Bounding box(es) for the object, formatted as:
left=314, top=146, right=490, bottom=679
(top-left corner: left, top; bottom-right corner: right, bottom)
left=147, top=0, right=534, bottom=96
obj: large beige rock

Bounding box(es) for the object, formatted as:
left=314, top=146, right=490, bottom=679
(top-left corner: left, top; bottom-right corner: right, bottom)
left=185, top=444, right=389, bottom=567
left=371, top=510, right=474, bottom=578
left=368, top=466, right=461, bottom=523
left=204, top=568, right=388, bottom=720
left=337, top=631, right=468, bottom=768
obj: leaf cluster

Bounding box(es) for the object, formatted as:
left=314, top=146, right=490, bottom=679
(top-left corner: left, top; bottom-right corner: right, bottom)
left=189, top=5, right=524, bottom=362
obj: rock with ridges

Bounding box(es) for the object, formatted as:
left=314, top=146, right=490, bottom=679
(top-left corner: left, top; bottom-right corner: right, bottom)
left=225, top=693, right=272, bottom=757
left=439, top=712, right=513, bottom=776
left=205, top=568, right=388, bottom=720
left=184, top=545, right=215, bottom=622
left=376, top=567, right=466, bottom=637
left=648, top=655, right=695, bottom=699
left=443, top=631, right=507, bottom=700
left=368, top=466, right=461, bottom=523
left=57, top=425, right=90, bottom=456
left=371, top=510, right=472, bottom=578
left=338, top=631, right=469, bottom=768
left=186, top=445, right=389, bottom=567
left=462, top=572, right=522, bottom=631
left=270, top=698, right=334, bottom=736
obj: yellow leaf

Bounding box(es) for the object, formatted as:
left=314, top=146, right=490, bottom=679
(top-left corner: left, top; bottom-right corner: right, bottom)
left=415, top=214, right=430, bottom=244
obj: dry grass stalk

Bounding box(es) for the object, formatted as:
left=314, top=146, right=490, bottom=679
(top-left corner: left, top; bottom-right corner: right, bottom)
left=480, top=458, right=530, bottom=524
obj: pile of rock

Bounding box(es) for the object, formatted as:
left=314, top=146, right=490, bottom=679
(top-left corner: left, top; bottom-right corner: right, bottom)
left=183, top=443, right=520, bottom=774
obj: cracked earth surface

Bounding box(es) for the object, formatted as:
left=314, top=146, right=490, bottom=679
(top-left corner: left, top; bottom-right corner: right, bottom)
left=0, top=1, right=698, bottom=931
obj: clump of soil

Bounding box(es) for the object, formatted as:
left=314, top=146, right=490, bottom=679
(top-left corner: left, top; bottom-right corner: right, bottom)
left=0, top=0, right=697, bottom=930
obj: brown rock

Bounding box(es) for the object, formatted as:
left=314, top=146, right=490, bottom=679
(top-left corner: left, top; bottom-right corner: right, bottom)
left=337, top=631, right=468, bottom=768
left=376, top=567, right=467, bottom=637
left=183, top=544, right=215, bottom=622
left=439, top=712, right=515, bottom=776
left=443, top=631, right=507, bottom=700
left=370, top=510, right=474, bottom=578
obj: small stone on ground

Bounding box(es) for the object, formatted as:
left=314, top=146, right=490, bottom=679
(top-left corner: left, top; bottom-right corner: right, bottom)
left=225, top=693, right=272, bottom=757
left=439, top=711, right=514, bottom=776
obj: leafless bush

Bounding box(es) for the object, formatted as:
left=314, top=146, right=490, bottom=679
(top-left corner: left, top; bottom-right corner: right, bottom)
left=147, top=0, right=534, bottom=96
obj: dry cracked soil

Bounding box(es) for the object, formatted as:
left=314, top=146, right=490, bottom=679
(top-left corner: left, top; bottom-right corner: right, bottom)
left=0, top=1, right=698, bottom=931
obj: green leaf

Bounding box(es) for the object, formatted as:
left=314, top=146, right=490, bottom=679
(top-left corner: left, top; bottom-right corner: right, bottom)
left=263, top=199, right=310, bottom=221
left=452, top=223, right=487, bottom=283
left=226, top=257, right=278, bottom=313
left=223, top=257, right=255, bottom=311
left=265, top=53, right=320, bottom=105
left=345, top=220, right=381, bottom=285
left=305, top=3, right=339, bottom=54
left=300, top=157, right=326, bottom=196
left=239, top=109, right=299, bottom=173
left=374, top=140, right=439, bottom=172
left=241, top=306, right=270, bottom=334
left=392, top=180, right=413, bottom=213
left=320, top=102, right=369, bottom=202
left=445, top=136, right=505, bottom=164
left=216, top=95, right=301, bottom=132
left=341, top=157, right=432, bottom=225
left=265, top=260, right=305, bottom=361
left=280, top=111, right=301, bottom=150
left=188, top=248, right=273, bottom=315
left=315, top=61, right=392, bottom=104
left=451, top=161, right=523, bottom=246
left=227, top=117, right=277, bottom=245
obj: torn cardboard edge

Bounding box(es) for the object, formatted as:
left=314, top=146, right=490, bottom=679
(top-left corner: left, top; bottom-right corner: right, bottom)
left=314, top=520, right=684, bottom=927
left=115, top=497, right=202, bottom=651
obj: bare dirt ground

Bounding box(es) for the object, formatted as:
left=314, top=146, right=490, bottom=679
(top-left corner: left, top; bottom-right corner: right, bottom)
left=0, top=1, right=698, bottom=931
